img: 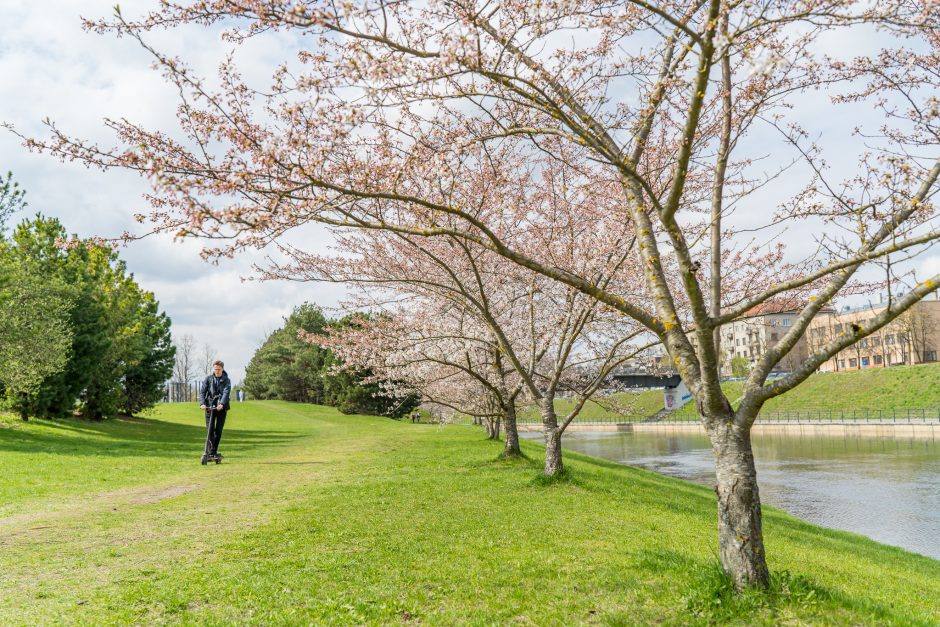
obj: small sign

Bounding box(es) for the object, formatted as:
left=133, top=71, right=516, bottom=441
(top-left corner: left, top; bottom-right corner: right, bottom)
left=663, top=381, right=692, bottom=411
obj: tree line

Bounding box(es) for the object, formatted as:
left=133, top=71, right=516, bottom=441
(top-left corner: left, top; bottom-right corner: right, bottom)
left=242, top=303, right=418, bottom=419
left=0, top=174, right=174, bottom=420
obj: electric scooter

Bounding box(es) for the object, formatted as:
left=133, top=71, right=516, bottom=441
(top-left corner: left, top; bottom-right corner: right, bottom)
left=201, top=393, right=222, bottom=465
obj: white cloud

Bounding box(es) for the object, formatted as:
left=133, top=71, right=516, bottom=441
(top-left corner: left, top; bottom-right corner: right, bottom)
left=0, top=0, right=345, bottom=381
left=921, top=256, right=940, bottom=282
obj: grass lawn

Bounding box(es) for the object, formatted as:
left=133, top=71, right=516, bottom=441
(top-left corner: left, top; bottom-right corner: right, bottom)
left=516, top=390, right=665, bottom=423
left=1, top=402, right=938, bottom=625
left=669, top=362, right=940, bottom=421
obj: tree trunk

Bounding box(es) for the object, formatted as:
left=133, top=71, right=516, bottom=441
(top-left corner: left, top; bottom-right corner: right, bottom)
left=18, top=393, right=29, bottom=421
left=502, top=403, right=521, bottom=457
left=484, top=417, right=501, bottom=440
left=707, top=418, right=769, bottom=590
left=541, top=397, right=563, bottom=475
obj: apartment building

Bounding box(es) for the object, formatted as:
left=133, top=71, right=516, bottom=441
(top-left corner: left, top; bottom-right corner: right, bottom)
left=635, top=294, right=940, bottom=378
left=717, top=301, right=810, bottom=377
left=807, top=295, right=940, bottom=371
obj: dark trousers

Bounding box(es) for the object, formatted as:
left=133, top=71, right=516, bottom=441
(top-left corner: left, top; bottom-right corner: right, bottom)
left=205, top=408, right=228, bottom=454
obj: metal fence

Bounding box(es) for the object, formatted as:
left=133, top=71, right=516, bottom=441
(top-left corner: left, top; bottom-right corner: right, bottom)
left=162, top=382, right=203, bottom=403
left=516, top=407, right=940, bottom=425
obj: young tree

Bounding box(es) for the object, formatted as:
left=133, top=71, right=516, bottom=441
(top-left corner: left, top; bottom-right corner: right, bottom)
left=21, top=1, right=940, bottom=588
left=172, top=333, right=197, bottom=384
left=316, top=305, right=523, bottom=437
left=730, top=355, right=750, bottom=379
left=199, top=341, right=217, bottom=378
left=278, top=204, right=652, bottom=468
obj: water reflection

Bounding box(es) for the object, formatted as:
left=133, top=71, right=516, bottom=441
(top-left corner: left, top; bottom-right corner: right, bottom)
left=525, top=430, right=940, bottom=560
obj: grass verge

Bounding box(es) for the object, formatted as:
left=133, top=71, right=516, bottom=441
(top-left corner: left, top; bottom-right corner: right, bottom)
left=1, top=402, right=938, bottom=625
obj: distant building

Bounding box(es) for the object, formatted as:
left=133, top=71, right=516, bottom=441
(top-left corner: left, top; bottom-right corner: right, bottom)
left=615, top=292, right=940, bottom=378
left=716, top=300, right=813, bottom=377
left=807, top=294, right=940, bottom=371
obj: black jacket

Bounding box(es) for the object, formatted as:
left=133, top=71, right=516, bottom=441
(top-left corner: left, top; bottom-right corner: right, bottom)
left=199, top=371, right=232, bottom=410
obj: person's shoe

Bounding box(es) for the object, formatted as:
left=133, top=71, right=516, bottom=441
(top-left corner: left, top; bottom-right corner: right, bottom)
left=201, top=454, right=208, bottom=465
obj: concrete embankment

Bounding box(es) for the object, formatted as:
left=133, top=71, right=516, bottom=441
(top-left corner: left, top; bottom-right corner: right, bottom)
left=517, top=421, right=940, bottom=439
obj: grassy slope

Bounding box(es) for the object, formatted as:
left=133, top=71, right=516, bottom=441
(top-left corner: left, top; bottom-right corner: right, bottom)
left=516, top=390, right=665, bottom=423
left=1, top=402, right=938, bottom=625
left=670, top=362, right=940, bottom=420
left=472, top=363, right=940, bottom=424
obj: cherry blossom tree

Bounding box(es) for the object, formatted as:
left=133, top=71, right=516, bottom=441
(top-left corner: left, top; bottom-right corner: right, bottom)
left=284, top=211, right=652, bottom=472
left=316, top=304, right=523, bottom=442
left=16, top=0, right=940, bottom=589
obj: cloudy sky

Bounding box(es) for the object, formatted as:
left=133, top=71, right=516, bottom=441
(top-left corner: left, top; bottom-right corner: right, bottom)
left=2, top=2, right=938, bottom=382
left=0, top=1, right=346, bottom=382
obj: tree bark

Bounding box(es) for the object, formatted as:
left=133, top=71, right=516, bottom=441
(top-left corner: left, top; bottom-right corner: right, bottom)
left=541, top=397, right=563, bottom=475
left=18, top=393, right=29, bottom=421
left=707, top=418, right=770, bottom=589
left=502, top=402, right=521, bottom=457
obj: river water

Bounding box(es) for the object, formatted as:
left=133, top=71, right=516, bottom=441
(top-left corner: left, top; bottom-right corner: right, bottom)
left=531, top=430, right=940, bottom=560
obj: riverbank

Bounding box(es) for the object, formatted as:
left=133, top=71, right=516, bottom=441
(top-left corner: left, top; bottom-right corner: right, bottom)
left=2, top=403, right=938, bottom=624
left=519, top=421, right=940, bottom=439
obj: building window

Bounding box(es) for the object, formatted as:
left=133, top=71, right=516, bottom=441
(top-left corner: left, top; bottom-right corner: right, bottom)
left=862, top=357, right=869, bottom=367
left=925, top=351, right=937, bottom=362
left=838, top=359, right=846, bottom=368
left=849, top=358, right=858, bottom=368
left=886, top=335, right=895, bottom=345
left=860, top=339, right=868, bottom=348
left=873, top=336, right=881, bottom=346
left=874, top=355, right=883, bottom=365
left=782, top=319, right=792, bottom=327
left=835, top=324, right=843, bottom=333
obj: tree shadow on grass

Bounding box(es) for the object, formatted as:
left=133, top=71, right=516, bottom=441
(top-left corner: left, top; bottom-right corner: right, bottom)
left=0, top=416, right=297, bottom=459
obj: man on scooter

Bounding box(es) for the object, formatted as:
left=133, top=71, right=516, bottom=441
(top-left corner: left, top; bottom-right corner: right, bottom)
left=199, top=360, right=232, bottom=463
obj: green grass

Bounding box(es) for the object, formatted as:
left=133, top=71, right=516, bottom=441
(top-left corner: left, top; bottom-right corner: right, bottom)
left=2, top=402, right=938, bottom=624
left=514, top=363, right=940, bottom=424
left=669, top=362, right=940, bottom=421
left=517, top=390, right=665, bottom=423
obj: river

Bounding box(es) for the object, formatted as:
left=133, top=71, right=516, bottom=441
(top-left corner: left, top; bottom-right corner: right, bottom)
left=527, top=430, right=940, bottom=560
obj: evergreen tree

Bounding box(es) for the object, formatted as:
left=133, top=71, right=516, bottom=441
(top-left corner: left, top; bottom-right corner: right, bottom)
left=243, top=305, right=417, bottom=418
left=0, top=180, right=72, bottom=419
left=4, top=215, right=174, bottom=419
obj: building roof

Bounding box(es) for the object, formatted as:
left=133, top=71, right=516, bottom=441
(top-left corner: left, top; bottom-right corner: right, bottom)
left=743, top=299, right=805, bottom=317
